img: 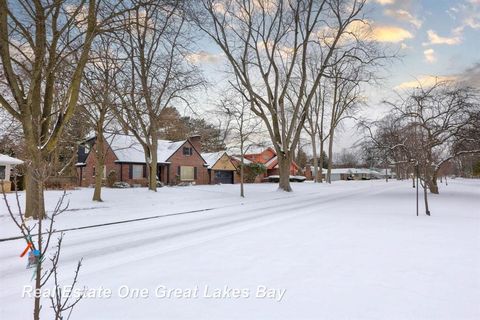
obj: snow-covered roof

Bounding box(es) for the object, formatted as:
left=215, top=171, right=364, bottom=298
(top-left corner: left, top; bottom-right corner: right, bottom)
left=201, top=151, right=226, bottom=169
left=230, top=155, right=253, bottom=164
left=264, top=155, right=278, bottom=169
left=0, top=154, right=23, bottom=165
left=327, top=168, right=380, bottom=175
left=106, top=134, right=188, bottom=164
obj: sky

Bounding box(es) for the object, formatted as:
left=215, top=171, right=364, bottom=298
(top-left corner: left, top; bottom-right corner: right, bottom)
left=187, top=0, right=480, bottom=154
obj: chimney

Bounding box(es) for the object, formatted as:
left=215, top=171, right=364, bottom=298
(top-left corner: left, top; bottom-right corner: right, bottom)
left=189, top=135, right=201, bottom=152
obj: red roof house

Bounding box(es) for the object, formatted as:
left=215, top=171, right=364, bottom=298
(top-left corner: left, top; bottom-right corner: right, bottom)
left=243, top=147, right=299, bottom=179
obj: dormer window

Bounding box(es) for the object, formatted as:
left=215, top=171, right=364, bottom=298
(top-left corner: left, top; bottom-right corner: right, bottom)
left=183, top=147, right=193, bottom=156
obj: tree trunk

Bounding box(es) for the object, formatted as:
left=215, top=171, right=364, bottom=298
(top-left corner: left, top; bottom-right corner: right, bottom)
left=33, top=215, right=43, bottom=320
left=423, top=181, right=431, bottom=216
left=148, top=138, right=158, bottom=192
left=385, top=161, right=388, bottom=183
left=318, top=134, right=324, bottom=183
left=311, top=134, right=318, bottom=183
left=277, top=153, right=292, bottom=192
left=149, top=149, right=158, bottom=191
left=326, top=130, right=334, bottom=184
left=240, top=153, right=245, bottom=198
left=24, top=155, right=46, bottom=220
left=92, top=132, right=105, bottom=202
left=429, top=171, right=439, bottom=194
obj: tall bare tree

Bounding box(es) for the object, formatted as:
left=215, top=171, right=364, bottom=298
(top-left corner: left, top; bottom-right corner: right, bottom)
left=113, top=0, right=204, bottom=191
left=219, top=90, right=264, bottom=197
left=324, top=59, right=364, bottom=183
left=0, top=0, right=133, bottom=218
left=196, top=0, right=370, bottom=191
left=81, top=35, right=121, bottom=201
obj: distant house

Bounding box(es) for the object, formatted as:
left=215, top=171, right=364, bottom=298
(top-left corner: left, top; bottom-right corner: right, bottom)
left=0, top=154, right=23, bottom=192
left=243, top=147, right=300, bottom=180
left=305, top=167, right=383, bottom=181
left=201, top=151, right=238, bottom=184
left=76, top=134, right=209, bottom=187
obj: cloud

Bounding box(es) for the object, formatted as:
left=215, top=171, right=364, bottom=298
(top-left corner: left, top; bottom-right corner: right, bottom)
left=395, top=62, right=480, bottom=90
left=395, top=75, right=457, bottom=90
left=423, top=48, right=437, bottom=63
left=369, top=25, right=414, bottom=43
left=373, top=0, right=395, bottom=5
left=384, top=9, right=422, bottom=28
left=457, top=62, right=480, bottom=87
left=186, top=51, right=223, bottom=64
left=447, top=1, right=480, bottom=33
left=423, top=30, right=462, bottom=46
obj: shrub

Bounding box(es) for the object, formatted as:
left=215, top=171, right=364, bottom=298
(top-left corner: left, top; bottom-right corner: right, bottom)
left=106, top=170, right=117, bottom=187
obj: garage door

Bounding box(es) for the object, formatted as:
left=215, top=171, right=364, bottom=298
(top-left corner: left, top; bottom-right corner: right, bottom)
left=215, top=170, right=234, bottom=184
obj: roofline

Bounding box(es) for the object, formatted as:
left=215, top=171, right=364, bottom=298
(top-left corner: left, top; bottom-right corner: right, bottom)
left=166, top=139, right=207, bottom=164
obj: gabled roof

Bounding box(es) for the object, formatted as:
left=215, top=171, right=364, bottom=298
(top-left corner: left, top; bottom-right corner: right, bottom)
left=244, top=147, right=276, bottom=164
left=0, top=154, right=23, bottom=165
left=230, top=155, right=253, bottom=165
left=244, top=147, right=299, bottom=170
left=105, top=134, right=201, bottom=164
left=201, top=151, right=227, bottom=169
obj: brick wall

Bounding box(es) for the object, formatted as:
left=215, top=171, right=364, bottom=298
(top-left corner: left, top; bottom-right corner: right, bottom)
left=166, top=141, right=208, bottom=185
left=78, top=139, right=209, bottom=187
left=78, top=141, right=120, bottom=187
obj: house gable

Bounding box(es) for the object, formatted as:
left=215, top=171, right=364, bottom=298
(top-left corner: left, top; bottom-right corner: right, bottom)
left=211, top=153, right=236, bottom=171
left=165, top=140, right=207, bottom=165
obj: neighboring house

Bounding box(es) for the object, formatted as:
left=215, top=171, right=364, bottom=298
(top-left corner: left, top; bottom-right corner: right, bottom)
left=243, top=147, right=299, bottom=179
left=305, top=166, right=382, bottom=181
left=76, top=134, right=208, bottom=187
left=0, top=154, right=23, bottom=192
left=201, top=151, right=238, bottom=184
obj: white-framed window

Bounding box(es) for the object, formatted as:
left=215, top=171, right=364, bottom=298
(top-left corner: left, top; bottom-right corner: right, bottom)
left=132, top=165, right=144, bottom=179
left=183, top=147, right=193, bottom=156
left=179, top=166, right=194, bottom=181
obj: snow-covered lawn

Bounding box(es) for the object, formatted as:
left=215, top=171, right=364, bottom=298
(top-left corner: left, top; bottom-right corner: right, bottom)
left=1, top=179, right=479, bottom=319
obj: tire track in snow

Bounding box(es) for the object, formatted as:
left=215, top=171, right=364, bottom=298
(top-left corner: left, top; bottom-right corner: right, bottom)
left=0, top=183, right=402, bottom=296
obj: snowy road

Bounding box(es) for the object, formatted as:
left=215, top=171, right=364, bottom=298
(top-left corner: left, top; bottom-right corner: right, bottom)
left=1, top=180, right=479, bottom=319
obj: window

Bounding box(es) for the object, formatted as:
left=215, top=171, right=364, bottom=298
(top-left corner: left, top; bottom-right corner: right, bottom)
left=183, top=147, right=193, bottom=156
left=180, top=166, right=194, bottom=181
left=132, top=165, right=144, bottom=179
left=0, top=166, right=5, bottom=180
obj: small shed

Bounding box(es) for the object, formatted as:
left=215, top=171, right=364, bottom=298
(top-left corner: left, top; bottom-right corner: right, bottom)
left=0, top=154, right=23, bottom=192
left=201, top=151, right=237, bottom=184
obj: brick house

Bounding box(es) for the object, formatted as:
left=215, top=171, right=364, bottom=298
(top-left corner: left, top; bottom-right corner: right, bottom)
left=76, top=134, right=209, bottom=187
left=243, top=147, right=299, bottom=179
left=201, top=151, right=238, bottom=184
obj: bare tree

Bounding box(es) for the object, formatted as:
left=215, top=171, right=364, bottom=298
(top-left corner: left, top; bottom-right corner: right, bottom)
left=113, top=0, right=204, bottom=191
left=219, top=90, right=264, bottom=197
left=0, top=0, right=134, bottom=219
left=324, top=60, right=364, bottom=183
left=303, top=76, right=329, bottom=182
left=81, top=36, right=122, bottom=201
left=196, top=0, right=371, bottom=191
left=2, top=181, right=83, bottom=320
left=385, top=81, right=480, bottom=194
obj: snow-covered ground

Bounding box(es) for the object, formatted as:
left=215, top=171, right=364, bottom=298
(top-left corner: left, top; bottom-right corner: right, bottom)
left=1, top=179, right=479, bottom=319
